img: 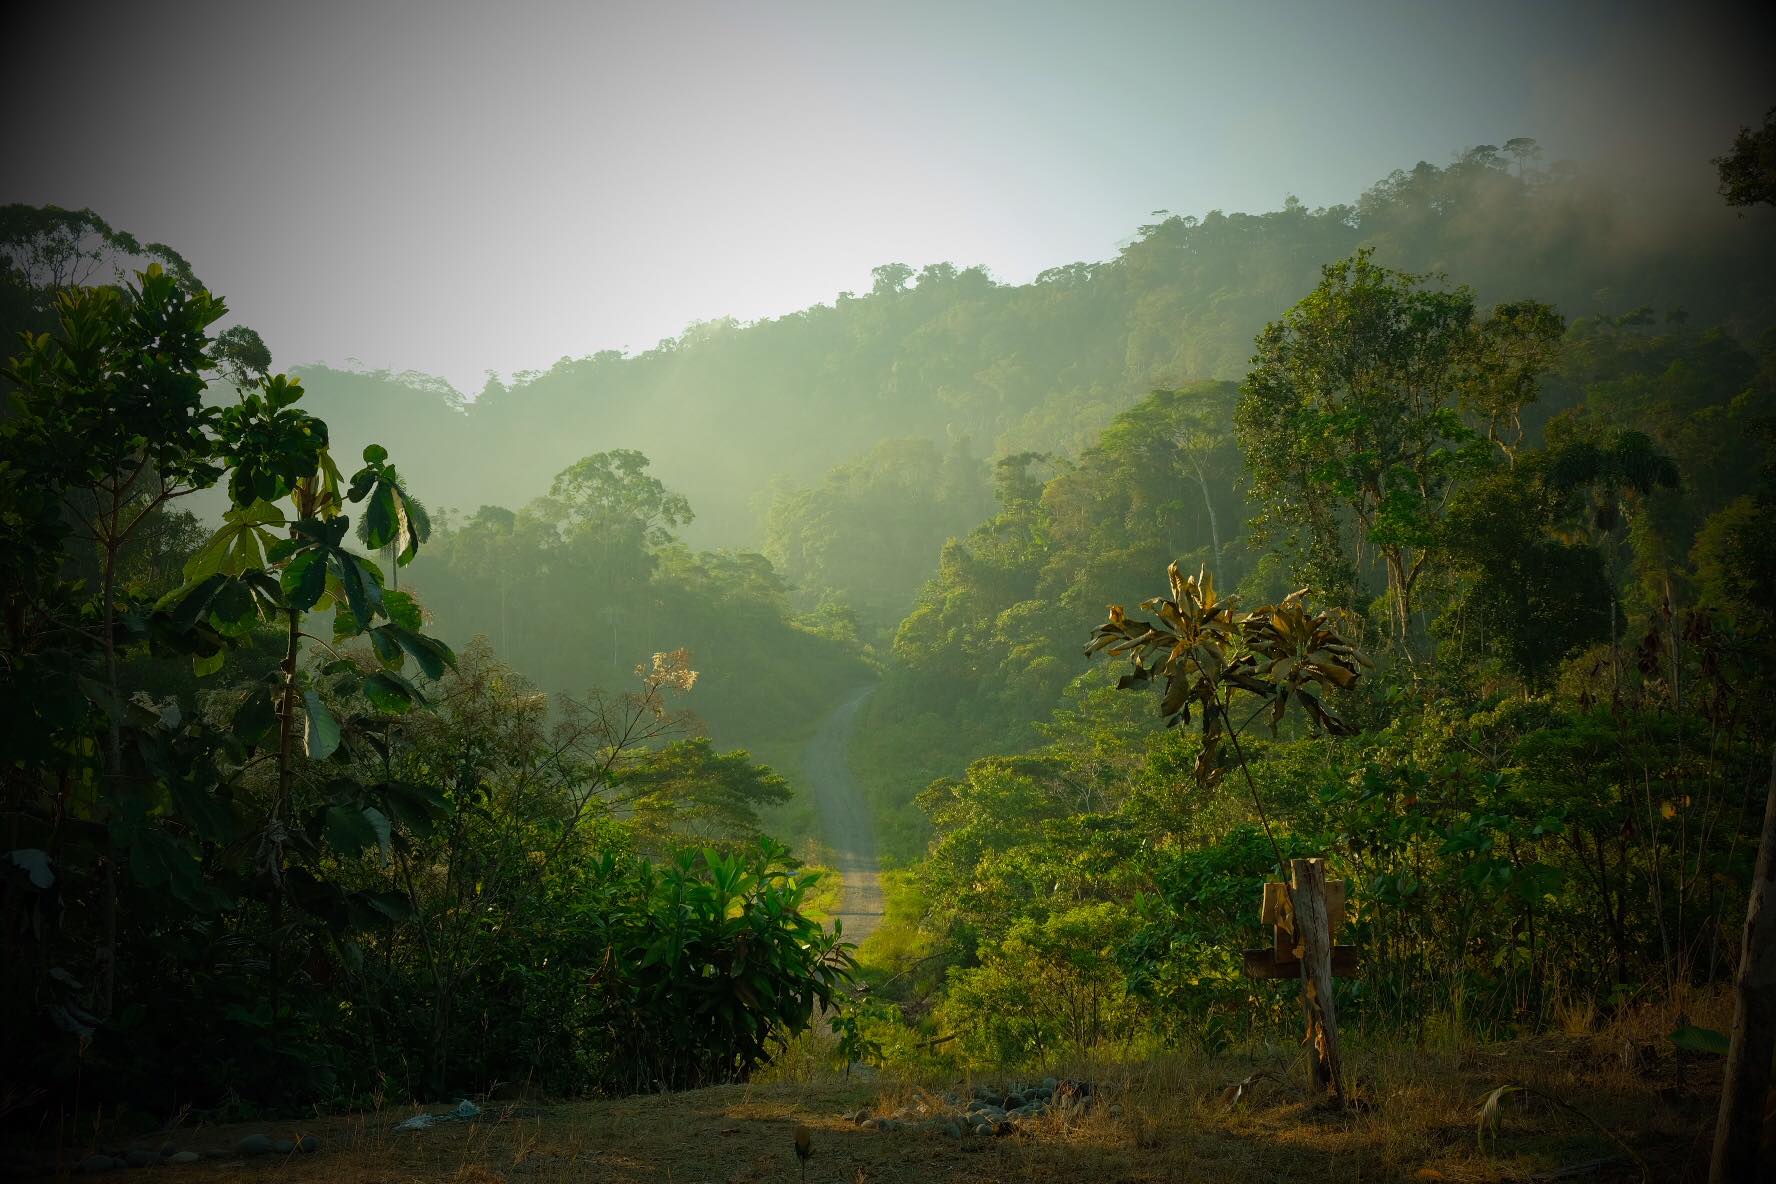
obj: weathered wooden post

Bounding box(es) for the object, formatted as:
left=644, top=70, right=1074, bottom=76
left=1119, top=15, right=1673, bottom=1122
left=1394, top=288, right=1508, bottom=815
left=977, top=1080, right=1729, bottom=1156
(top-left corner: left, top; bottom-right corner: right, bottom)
left=1244, top=857, right=1355, bottom=1107
left=1709, top=749, right=1776, bottom=1183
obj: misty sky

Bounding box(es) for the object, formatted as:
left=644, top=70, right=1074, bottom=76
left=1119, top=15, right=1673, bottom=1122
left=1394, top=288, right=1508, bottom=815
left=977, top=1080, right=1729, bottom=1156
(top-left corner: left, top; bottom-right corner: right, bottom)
left=5, top=0, right=1772, bottom=395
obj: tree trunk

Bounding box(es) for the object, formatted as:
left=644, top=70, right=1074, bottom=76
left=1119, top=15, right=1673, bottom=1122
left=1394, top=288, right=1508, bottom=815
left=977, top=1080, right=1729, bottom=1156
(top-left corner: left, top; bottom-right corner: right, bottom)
left=1184, top=452, right=1222, bottom=579
left=1710, top=749, right=1776, bottom=1183
left=269, top=605, right=302, bottom=1030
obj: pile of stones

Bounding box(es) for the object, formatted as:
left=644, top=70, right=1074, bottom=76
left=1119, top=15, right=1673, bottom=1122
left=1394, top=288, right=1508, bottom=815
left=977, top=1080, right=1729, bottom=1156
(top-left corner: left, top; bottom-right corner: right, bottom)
left=3, top=1133, right=321, bottom=1176
left=841, top=1077, right=1116, bottom=1138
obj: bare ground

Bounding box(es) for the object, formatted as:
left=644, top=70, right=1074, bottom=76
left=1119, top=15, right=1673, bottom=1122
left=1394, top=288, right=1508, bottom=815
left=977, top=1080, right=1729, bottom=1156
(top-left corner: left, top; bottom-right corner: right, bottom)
left=19, top=1032, right=1727, bottom=1183
left=805, top=685, right=882, bottom=949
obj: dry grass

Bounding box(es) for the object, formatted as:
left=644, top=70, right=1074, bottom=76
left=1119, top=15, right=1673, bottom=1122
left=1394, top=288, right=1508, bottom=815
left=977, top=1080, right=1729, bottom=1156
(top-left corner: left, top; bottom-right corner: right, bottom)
left=17, top=1006, right=1734, bottom=1183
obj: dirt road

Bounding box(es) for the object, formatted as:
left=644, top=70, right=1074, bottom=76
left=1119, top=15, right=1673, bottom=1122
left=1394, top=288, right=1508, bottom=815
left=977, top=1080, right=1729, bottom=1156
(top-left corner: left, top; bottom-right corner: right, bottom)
left=805, top=685, right=883, bottom=947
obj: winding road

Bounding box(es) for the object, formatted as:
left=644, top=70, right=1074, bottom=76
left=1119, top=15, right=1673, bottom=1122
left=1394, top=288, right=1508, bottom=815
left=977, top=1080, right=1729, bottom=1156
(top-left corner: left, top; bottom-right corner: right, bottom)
left=803, top=685, right=883, bottom=946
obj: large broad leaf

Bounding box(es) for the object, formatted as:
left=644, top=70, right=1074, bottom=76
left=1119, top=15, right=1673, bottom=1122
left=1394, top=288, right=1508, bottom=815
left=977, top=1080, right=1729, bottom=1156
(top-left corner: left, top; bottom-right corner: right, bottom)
left=168, top=781, right=237, bottom=843
left=231, top=684, right=279, bottom=745
left=323, top=804, right=378, bottom=857
left=1669, top=1024, right=1730, bottom=1055
left=380, top=781, right=451, bottom=836
left=5, top=848, right=54, bottom=890
left=367, top=625, right=404, bottom=670
left=332, top=552, right=383, bottom=634
left=362, top=483, right=399, bottom=550
left=362, top=806, right=392, bottom=860
left=302, top=690, right=341, bottom=759
left=206, top=578, right=259, bottom=638
left=280, top=546, right=328, bottom=610
left=382, top=588, right=423, bottom=631
left=385, top=625, right=451, bottom=680
left=183, top=500, right=285, bottom=582
left=363, top=671, right=420, bottom=714
left=158, top=572, right=229, bottom=632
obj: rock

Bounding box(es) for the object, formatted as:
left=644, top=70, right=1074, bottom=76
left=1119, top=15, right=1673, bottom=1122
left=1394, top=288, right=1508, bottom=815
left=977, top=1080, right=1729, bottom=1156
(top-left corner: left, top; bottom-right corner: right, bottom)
left=853, top=1107, right=872, bottom=1124
left=236, top=1134, right=272, bottom=1156
left=297, top=1135, right=319, bottom=1154
left=1004, top=1092, right=1024, bottom=1109
left=942, top=1120, right=963, bottom=1137
left=77, top=1155, right=122, bottom=1174
left=159, top=1143, right=177, bottom=1158
left=271, top=1138, right=295, bottom=1154
left=1042, top=1076, right=1058, bottom=1092
left=168, top=1152, right=200, bottom=1164
left=971, top=1122, right=993, bottom=1138
left=124, top=1149, right=159, bottom=1167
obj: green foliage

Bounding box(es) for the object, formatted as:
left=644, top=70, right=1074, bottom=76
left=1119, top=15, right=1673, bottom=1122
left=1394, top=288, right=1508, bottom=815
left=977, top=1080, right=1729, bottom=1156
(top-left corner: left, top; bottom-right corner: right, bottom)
left=764, top=437, right=993, bottom=640
left=284, top=149, right=1776, bottom=550
left=410, top=454, right=871, bottom=752
left=1716, top=106, right=1776, bottom=209
left=0, top=266, right=854, bottom=1118
left=1237, top=250, right=1500, bottom=641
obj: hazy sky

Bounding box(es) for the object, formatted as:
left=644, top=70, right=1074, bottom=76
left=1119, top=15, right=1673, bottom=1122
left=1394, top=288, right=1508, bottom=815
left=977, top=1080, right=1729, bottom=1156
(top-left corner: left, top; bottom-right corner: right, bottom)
left=6, top=0, right=1771, bottom=394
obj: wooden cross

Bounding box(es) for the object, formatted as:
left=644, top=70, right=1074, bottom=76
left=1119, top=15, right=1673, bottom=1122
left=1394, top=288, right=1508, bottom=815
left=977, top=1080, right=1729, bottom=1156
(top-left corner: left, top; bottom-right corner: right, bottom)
left=1242, top=858, right=1358, bottom=1104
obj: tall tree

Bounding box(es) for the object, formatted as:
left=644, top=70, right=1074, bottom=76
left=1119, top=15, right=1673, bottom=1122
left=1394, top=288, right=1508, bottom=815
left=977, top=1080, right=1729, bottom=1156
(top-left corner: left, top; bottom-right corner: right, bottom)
left=1715, top=107, right=1776, bottom=209
left=1237, top=250, right=1488, bottom=647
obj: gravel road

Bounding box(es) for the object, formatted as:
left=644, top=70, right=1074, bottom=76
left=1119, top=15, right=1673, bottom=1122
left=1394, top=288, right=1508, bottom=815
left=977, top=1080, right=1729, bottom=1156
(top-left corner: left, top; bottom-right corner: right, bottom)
left=804, top=685, right=883, bottom=946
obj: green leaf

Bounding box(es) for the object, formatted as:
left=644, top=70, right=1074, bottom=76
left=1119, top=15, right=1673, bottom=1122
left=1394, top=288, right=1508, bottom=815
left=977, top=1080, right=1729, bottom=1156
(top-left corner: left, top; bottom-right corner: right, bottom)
left=363, top=483, right=398, bottom=549
left=302, top=690, right=341, bottom=759
left=368, top=625, right=404, bottom=669
left=183, top=500, right=284, bottom=581
left=333, top=554, right=374, bottom=633
left=322, top=804, right=377, bottom=857
left=362, top=671, right=417, bottom=714
left=206, top=578, right=258, bottom=638
left=1669, top=1024, right=1730, bottom=1055
left=231, top=686, right=278, bottom=744
left=358, top=889, right=412, bottom=922
left=362, top=443, right=388, bottom=464
left=192, top=649, right=225, bottom=677
left=362, top=806, right=392, bottom=861
left=386, top=625, right=449, bottom=680
left=382, top=588, right=422, bottom=631
left=160, top=572, right=228, bottom=632
left=168, top=781, right=236, bottom=842
left=380, top=781, right=451, bottom=836
left=281, top=547, right=327, bottom=610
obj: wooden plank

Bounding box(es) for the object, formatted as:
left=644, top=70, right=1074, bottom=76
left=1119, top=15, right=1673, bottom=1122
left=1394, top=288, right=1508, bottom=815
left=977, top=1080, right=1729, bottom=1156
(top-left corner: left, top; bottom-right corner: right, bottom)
left=1275, top=918, right=1298, bottom=964
left=1261, top=880, right=1290, bottom=927
left=1245, top=946, right=1359, bottom=980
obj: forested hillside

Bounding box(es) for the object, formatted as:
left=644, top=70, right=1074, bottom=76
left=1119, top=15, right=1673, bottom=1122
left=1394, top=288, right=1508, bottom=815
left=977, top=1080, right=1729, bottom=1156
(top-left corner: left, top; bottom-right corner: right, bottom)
left=294, top=145, right=1776, bottom=760
left=298, top=146, right=1776, bottom=559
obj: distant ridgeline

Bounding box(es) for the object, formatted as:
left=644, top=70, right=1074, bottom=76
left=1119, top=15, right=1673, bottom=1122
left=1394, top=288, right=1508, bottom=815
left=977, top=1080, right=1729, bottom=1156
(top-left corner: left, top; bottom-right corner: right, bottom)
left=294, top=147, right=1776, bottom=550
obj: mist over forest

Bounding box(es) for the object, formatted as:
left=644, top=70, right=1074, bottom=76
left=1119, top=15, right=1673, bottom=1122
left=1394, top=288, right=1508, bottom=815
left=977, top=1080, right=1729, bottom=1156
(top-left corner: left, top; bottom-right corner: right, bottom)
left=5, top=6, right=1776, bottom=1180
